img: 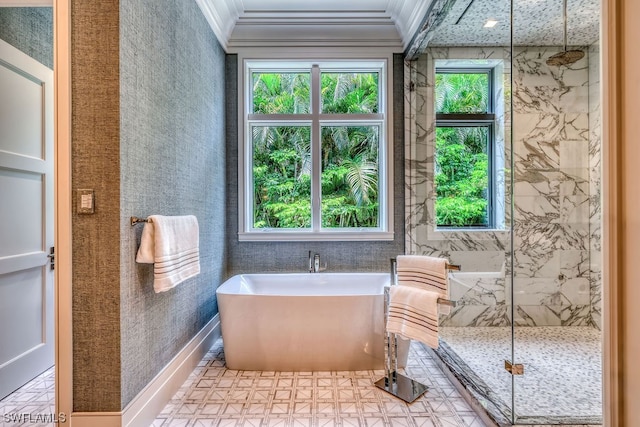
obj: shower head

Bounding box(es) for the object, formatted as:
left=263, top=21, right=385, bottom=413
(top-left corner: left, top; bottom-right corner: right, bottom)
left=546, top=0, right=584, bottom=67
left=546, top=49, right=585, bottom=66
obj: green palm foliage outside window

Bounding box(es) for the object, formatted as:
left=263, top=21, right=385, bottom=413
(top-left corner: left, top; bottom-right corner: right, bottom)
left=252, top=125, right=312, bottom=228
left=252, top=73, right=310, bottom=114
left=321, top=73, right=378, bottom=113
left=435, top=73, right=488, bottom=114
left=321, top=126, right=379, bottom=228
left=435, top=71, right=493, bottom=227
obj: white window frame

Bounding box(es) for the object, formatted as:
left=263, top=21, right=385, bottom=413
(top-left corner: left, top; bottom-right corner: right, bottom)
left=434, top=66, right=496, bottom=230
left=428, top=59, right=508, bottom=238
left=238, top=57, right=394, bottom=241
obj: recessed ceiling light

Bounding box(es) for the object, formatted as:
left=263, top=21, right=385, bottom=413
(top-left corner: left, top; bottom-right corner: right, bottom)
left=484, top=19, right=498, bottom=28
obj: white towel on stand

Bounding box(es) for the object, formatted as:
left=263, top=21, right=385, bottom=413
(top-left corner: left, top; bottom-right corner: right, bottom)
left=136, top=215, right=200, bottom=293
left=396, top=255, right=451, bottom=314
left=386, top=285, right=440, bottom=349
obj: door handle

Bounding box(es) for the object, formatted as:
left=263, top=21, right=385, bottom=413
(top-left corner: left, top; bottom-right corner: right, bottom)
left=47, top=247, right=55, bottom=271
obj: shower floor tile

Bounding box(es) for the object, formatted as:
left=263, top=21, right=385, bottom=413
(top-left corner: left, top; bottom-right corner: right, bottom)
left=156, top=338, right=489, bottom=426
left=438, top=326, right=602, bottom=424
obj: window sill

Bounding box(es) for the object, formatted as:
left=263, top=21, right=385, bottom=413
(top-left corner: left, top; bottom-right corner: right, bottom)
left=434, top=227, right=508, bottom=233
left=425, top=227, right=510, bottom=242
left=238, top=231, right=395, bottom=242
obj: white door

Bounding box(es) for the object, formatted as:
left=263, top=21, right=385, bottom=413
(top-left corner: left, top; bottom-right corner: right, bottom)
left=0, top=39, right=54, bottom=400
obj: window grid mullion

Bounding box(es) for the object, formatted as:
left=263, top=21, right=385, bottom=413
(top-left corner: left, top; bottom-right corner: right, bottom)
left=311, top=65, right=321, bottom=232
left=244, top=60, right=390, bottom=238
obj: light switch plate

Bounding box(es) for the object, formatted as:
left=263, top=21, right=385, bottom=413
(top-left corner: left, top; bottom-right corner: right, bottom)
left=76, top=189, right=95, bottom=214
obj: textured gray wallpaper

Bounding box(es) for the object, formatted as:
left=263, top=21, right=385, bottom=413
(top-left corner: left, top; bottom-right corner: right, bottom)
left=225, top=54, right=405, bottom=275
left=119, top=0, right=226, bottom=408
left=0, top=8, right=53, bottom=69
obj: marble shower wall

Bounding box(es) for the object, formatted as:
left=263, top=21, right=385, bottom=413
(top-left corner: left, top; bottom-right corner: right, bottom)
left=588, top=43, right=602, bottom=329
left=404, top=48, right=512, bottom=328
left=405, top=46, right=601, bottom=327
left=512, top=46, right=595, bottom=327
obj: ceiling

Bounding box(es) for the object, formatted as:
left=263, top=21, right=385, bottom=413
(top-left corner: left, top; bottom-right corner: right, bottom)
left=196, top=0, right=428, bottom=51
left=198, top=0, right=600, bottom=52
left=428, top=0, right=600, bottom=47
left=1, top=0, right=599, bottom=51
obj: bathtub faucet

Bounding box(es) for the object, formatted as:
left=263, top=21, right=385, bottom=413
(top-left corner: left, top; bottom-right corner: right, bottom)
left=308, top=251, right=327, bottom=273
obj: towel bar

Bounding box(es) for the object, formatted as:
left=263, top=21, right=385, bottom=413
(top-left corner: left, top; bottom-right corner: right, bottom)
left=130, top=216, right=151, bottom=226
left=389, top=257, right=460, bottom=272
left=437, top=297, right=456, bottom=307
left=388, top=258, right=459, bottom=307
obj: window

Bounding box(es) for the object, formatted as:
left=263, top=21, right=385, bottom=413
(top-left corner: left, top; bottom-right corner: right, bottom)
left=434, top=68, right=495, bottom=228
left=241, top=60, right=392, bottom=241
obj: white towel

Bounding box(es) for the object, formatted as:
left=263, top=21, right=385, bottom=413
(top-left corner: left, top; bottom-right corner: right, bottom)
left=396, top=255, right=451, bottom=314
left=387, top=285, right=440, bottom=349
left=136, top=215, right=200, bottom=293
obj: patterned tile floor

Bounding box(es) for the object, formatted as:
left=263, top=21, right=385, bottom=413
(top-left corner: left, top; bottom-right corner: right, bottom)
left=0, top=366, right=56, bottom=427
left=153, top=339, right=488, bottom=426
left=0, top=341, right=486, bottom=427
left=0, top=328, right=603, bottom=427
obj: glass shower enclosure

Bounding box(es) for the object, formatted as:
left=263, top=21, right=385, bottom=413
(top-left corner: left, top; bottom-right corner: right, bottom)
left=404, top=0, right=602, bottom=424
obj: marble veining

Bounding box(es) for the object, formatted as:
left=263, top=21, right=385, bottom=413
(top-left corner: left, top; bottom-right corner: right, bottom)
left=405, top=45, right=601, bottom=328
left=587, top=43, right=602, bottom=330
left=406, top=0, right=457, bottom=59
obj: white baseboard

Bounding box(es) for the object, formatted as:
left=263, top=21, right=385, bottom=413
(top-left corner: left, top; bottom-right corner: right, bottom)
left=69, top=412, right=121, bottom=427
left=70, top=314, right=221, bottom=427
left=122, top=314, right=221, bottom=427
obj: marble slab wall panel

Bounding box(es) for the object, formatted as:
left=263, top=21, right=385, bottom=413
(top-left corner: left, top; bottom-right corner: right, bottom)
left=512, top=46, right=593, bottom=327
left=405, top=48, right=512, bottom=327
left=405, top=46, right=602, bottom=327
left=588, top=43, right=602, bottom=330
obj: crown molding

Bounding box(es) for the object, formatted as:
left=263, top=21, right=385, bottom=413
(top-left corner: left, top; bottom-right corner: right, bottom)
left=387, top=0, right=434, bottom=49
left=195, top=0, right=241, bottom=51
left=227, top=20, right=402, bottom=51
left=196, top=0, right=423, bottom=51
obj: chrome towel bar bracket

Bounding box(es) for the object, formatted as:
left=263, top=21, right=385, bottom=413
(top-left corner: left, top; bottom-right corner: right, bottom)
left=130, top=216, right=151, bottom=226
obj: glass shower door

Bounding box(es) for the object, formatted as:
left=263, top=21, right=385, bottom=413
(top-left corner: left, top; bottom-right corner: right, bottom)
left=404, top=0, right=516, bottom=423
left=510, top=0, right=603, bottom=423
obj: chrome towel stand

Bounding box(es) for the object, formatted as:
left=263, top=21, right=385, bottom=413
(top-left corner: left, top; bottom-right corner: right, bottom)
left=374, top=257, right=459, bottom=403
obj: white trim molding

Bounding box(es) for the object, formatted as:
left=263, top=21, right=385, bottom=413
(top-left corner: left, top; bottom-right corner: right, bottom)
left=0, top=0, right=52, bottom=5
left=602, top=0, right=620, bottom=424
left=237, top=55, right=395, bottom=242
left=386, top=0, right=433, bottom=50
left=194, top=0, right=239, bottom=52
left=54, top=0, right=73, bottom=424
left=195, top=0, right=430, bottom=51
left=69, top=315, right=221, bottom=427
left=122, top=315, right=221, bottom=427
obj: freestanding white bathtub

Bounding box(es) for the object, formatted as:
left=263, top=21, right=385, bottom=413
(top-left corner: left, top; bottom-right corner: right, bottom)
left=216, top=273, right=409, bottom=371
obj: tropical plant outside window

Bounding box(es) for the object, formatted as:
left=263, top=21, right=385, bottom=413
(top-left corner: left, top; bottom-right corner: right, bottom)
left=435, top=69, right=495, bottom=228
left=246, top=62, right=387, bottom=237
